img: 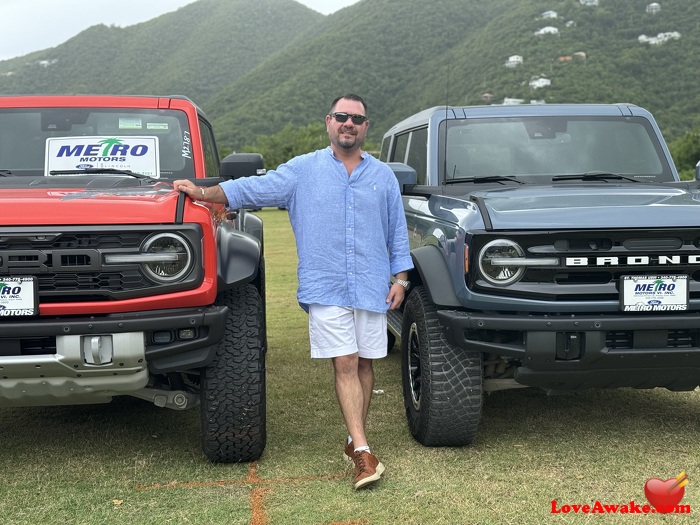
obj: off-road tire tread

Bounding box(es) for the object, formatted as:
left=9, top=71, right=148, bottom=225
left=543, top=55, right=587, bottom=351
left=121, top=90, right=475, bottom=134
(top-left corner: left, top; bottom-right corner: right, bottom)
left=200, top=284, right=266, bottom=462
left=401, top=285, right=482, bottom=446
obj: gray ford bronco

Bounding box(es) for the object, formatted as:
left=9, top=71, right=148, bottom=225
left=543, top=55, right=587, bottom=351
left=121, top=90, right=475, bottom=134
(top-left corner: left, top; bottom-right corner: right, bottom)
left=380, top=103, right=700, bottom=447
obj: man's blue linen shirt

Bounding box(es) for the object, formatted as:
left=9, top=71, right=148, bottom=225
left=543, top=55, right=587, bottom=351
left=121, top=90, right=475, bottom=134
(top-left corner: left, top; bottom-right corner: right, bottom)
left=220, top=147, right=413, bottom=313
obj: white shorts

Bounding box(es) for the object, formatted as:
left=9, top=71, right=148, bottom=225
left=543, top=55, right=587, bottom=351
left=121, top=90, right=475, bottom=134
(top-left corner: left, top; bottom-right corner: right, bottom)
left=308, top=304, right=388, bottom=359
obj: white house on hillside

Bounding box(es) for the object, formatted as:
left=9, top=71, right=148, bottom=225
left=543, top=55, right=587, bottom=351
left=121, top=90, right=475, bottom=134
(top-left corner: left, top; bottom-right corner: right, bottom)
left=646, top=2, right=661, bottom=14
left=638, top=31, right=680, bottom=45
left=505, top=55, right=523, bottom=68
left=534, top=26, right=559, bottom=36
left=541, top=10, right=558, bottom=19
left=580, top=0, right=599, bottom=6
left=529, top=77, right=552, bottom=89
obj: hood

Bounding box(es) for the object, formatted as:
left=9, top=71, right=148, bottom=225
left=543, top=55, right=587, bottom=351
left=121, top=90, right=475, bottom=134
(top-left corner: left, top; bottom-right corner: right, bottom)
left=0, top=184, right=182, bottom=225
left=473, top=184, right=700, bottom=230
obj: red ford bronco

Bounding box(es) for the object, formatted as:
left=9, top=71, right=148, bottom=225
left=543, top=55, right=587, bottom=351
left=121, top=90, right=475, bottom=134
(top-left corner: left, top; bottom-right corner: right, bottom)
left=0, top=95, right=266, bottom=463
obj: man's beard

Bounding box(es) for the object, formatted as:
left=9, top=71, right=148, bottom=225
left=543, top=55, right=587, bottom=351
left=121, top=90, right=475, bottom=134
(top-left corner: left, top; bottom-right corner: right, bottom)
left=337, top=130, right=364, bottom=150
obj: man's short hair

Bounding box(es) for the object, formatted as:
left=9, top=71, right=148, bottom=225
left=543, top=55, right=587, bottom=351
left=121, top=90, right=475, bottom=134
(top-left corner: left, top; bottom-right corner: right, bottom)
left=330, top=94, right=367, bottom=114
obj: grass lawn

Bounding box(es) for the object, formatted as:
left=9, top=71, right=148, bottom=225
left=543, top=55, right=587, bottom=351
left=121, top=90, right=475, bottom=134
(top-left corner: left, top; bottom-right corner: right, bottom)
left=1, top=208, right=699, bottom=524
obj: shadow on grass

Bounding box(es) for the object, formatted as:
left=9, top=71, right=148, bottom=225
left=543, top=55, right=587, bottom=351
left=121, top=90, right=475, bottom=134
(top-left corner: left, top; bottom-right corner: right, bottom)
left=478, top=386, right=700, bottom=447
left=3, top=375, right=700, bottom=473
left=0, top=397, right=202, bottom=461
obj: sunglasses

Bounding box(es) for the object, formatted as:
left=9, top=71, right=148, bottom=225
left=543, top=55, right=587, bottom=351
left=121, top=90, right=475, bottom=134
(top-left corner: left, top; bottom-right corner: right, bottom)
left=329, top=112, right=368, bottom=125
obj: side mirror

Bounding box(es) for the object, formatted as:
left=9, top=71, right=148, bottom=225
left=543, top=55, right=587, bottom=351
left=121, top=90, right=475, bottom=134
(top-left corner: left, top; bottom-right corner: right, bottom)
left=220, top=153, right=265, bottom=180
left=387, top=162, right=417, bottom=193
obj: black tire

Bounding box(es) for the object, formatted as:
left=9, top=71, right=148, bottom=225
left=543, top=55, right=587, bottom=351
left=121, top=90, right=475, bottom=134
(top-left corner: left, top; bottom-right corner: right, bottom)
left=400, top=285, right=482, bottom=446
left=387, top=330, right=397, bottom=352
left=200, top=284, right=266, bottom=462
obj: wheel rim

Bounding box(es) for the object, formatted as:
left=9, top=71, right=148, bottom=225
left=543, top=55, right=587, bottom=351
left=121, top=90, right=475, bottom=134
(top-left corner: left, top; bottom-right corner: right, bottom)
left=407, top=321, right=421, bottom=411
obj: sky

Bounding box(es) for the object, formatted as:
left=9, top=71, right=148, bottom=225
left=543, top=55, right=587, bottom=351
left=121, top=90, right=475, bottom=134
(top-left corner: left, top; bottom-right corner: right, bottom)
left=0, top=0, right=360, bottom=61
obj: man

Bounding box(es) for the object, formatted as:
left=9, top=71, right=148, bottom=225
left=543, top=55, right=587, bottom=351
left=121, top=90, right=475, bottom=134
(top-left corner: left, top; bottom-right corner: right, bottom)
left=174, top=94, right=413, bottom=490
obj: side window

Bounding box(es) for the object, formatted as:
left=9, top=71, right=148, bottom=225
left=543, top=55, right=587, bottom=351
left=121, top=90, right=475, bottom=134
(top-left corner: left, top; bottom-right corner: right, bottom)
left=199, top=118, right=220, bottom=178
left=406, top=127, right=428, bottom=185
left=392, top=132, right=409, bottom=163
left=379, top=136, right=391, bottom=162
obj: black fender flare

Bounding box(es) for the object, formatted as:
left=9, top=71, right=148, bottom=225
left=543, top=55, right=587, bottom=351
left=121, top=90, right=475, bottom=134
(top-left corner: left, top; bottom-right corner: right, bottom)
left=409, top=245, right=461, bottom=307
left=217, top=221, right=262, bottom=291
left=242, top=211, right=264, bottom=248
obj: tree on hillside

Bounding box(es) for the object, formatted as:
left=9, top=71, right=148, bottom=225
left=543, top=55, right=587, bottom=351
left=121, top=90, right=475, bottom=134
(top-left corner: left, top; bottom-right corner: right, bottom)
left=669, top=130, right=700, bottom=180
left=239, top=123, right=328, bottom=170
left=240, top=122, right=380, bottom=170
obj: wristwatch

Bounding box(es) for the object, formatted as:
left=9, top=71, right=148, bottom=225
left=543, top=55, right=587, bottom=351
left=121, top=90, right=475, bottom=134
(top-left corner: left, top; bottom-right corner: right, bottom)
left=394, top=278, right=410, bottom=291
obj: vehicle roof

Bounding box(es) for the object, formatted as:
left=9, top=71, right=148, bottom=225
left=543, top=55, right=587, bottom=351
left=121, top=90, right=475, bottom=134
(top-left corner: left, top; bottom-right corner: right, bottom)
left=0, top=94, right=210, bottom=120
left=382, top=103, right=652, bottom=137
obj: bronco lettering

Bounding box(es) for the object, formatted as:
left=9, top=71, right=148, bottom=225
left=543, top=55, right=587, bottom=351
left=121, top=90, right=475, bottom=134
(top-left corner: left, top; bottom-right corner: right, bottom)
left=565, top=255, right=700, bottom=266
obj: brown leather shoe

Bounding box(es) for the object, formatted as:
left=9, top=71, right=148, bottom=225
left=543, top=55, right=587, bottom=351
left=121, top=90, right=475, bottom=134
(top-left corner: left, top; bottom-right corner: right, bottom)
left=352, top=451, right=385, bottom=490
left=344, top=439, right=354, bottom=462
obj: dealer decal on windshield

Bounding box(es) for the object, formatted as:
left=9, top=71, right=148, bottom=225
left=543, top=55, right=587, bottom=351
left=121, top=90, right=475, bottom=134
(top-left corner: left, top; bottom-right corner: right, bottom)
left=44, top=136, right=160, bottom=177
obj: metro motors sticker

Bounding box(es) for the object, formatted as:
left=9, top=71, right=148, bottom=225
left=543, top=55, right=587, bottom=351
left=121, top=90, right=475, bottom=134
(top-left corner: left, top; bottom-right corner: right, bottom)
left=45, top=136, right=160, bottom=177
left=621, top=275, right=688, bottom=312
left=0, top=277, right=37, bottom=316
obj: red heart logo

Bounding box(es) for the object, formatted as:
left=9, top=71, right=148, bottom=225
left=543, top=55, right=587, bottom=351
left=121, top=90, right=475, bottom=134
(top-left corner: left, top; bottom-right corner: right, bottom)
left=644, top=478, right=685, bottom=513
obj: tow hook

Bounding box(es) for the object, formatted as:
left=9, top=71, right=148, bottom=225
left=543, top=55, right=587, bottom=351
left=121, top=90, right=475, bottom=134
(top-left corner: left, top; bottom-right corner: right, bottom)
left=131, top=388, right=199, bottom=410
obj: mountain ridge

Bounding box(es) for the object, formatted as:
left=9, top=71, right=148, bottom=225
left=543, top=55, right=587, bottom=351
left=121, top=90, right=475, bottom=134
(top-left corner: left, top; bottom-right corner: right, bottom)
left=1, top=0, right=697, bottom=152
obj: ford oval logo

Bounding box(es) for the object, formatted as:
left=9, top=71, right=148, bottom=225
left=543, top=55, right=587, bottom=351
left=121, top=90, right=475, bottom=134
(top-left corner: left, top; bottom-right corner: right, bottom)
left=647, top=299, right=662, bottom=305
left=76, top=163, right=93, bottom=169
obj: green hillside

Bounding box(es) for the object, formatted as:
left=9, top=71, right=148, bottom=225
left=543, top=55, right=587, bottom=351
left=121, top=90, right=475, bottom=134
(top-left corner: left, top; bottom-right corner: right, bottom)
left=210, top=0, right=700, bottom=150
left=0, top=0, right=323, bottom=106
left=1, top=0, right=698, bottom=152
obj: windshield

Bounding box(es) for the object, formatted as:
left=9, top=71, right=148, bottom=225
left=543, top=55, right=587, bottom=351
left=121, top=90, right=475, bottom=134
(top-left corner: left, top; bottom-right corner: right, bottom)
left=439, top=116, right=673, bottom=183
left=0, top=107, right=194, bottom=178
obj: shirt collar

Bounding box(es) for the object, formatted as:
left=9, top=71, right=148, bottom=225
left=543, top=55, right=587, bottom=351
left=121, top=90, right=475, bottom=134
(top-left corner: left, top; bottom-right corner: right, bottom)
left=327, top=146, right=368, bottom=161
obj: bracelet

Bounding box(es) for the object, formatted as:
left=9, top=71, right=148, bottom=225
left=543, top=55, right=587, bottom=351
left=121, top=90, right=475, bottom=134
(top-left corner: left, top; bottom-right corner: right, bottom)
left=394, top=278, right=410, bottom=290
left=200, top=187, right=205, bottom=199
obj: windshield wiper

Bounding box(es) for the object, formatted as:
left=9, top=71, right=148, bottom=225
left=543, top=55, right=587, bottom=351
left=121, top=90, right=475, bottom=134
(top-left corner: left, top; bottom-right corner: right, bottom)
left=0, top=169, right=14, bottom=176
left=552, top=171, right=642, bottom=183
left=49, top=168, right=155, bottom=180
left=447, top=175, right=526, bottom=185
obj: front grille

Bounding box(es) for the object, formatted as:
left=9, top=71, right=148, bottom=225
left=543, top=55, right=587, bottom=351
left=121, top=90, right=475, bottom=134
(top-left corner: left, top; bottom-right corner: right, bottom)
left=37, top=269, right=146, bottom=294
left=471, top=228, right=700, bottom=302
left=21, top=337, right=57, bottom=355
left=0, top=232, right=143, bottom=251
left=61, top=254, right=91, bottom=267
left=606, top=329, right=700, bottom=349
left=0, top=225, right=203, bottom=302
left=668, top=329, right=699, bottom=348
left=0, top=337, right=57, bottom=356
left=606, top=331, right=633, bottom=349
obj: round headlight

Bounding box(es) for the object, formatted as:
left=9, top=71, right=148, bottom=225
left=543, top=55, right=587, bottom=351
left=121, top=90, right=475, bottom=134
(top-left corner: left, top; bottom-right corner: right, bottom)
left=142, top=233, right=193, bottom=283
left=478, top=239, right=525, bottom=286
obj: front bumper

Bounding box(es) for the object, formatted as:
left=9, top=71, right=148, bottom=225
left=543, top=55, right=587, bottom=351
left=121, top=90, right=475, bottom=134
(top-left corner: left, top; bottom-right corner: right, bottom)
left=438, top=309, right=700, bottom=390
left=0, top=306, right=227, bottom=406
